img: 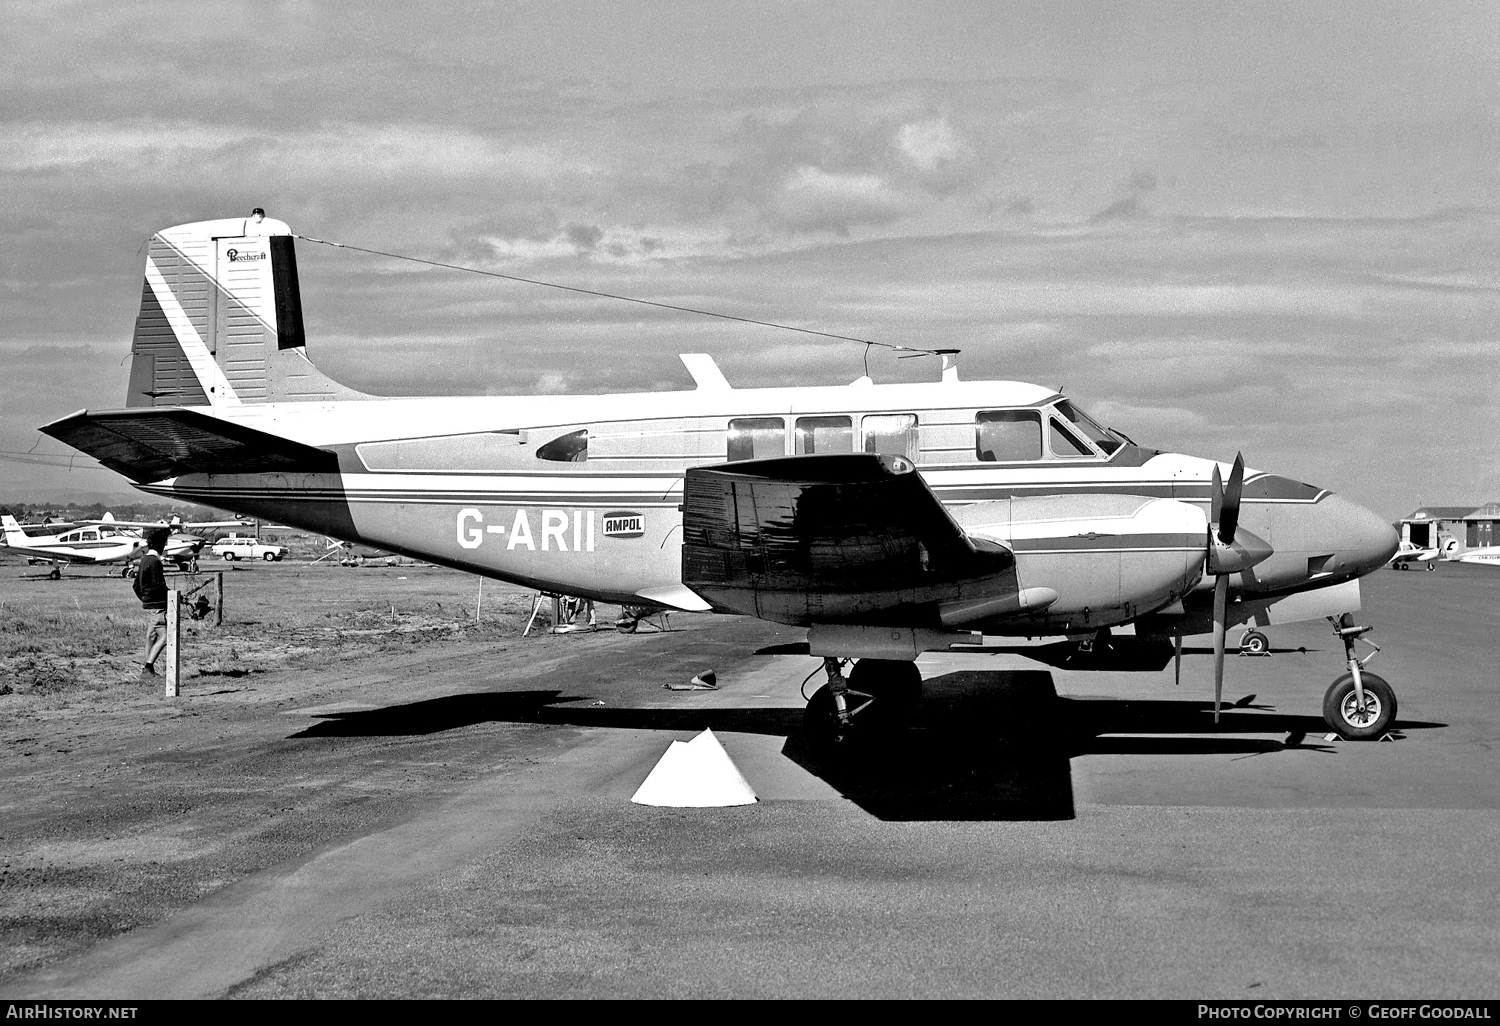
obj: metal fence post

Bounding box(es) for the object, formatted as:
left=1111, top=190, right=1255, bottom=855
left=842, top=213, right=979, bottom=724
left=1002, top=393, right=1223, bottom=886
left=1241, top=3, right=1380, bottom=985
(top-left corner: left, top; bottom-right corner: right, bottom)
left=165, top=589, right=180, bottom=698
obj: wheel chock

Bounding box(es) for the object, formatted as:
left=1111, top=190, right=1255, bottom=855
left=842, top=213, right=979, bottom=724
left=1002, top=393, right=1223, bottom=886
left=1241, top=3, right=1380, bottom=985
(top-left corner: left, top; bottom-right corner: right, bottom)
left=1323, top=732, right=1343, bottom=743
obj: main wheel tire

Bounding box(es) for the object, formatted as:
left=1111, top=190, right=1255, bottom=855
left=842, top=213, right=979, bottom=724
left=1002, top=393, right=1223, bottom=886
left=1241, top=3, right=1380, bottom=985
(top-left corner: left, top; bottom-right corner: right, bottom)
left=1239, top=630, right=1269, bottom=656
left=802, top=684, right=846, bottom=755
left=1322, top=672, right=1397, bottom=740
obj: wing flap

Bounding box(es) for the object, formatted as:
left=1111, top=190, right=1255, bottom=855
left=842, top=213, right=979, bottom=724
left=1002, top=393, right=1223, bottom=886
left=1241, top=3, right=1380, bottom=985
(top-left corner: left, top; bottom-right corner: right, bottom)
left=40, top=408, right=337, bottom=483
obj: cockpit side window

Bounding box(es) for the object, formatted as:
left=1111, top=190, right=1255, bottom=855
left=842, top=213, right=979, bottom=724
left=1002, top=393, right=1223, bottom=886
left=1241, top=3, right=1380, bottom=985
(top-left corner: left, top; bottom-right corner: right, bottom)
left=1053, top=399, right=1123, bottom=455
left=975, top=410, right=1042, bottom=462
left=1048, top=418, right=1094, bottom=458
left=536, top=428, right=589, bottom=462
left=727, top=417, right=787, bottom=461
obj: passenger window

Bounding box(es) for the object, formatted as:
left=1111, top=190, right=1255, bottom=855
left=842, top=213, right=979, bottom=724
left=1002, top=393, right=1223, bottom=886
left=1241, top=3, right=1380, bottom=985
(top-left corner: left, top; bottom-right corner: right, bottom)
left=795, top=416, right=853, bottom=455
left=862, top=414, right=918, bottom=460
left=1048, top=418, right=1094, bottom=458
left=536, top=428, right=588, bottom=462
left=727, top=418, right=786, bottom=461
left=975, top=410, right=1042, bottom=462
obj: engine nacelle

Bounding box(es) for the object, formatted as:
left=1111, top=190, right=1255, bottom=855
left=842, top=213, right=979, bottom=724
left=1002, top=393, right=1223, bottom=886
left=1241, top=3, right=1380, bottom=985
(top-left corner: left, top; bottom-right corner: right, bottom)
left=951, top=494, right=1207, bottom=634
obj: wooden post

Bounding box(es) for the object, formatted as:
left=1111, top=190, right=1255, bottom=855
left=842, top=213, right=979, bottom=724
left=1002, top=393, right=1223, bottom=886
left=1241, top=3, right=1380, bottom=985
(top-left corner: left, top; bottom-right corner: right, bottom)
left=165, top=590, right=180, bottom=698
left=215, top=571, right=224, bottom=626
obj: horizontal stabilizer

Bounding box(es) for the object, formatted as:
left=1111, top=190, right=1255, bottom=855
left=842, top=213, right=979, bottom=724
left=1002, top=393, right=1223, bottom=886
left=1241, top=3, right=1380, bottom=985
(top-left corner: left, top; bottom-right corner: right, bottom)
left=40, top=408, right=337, bottom=483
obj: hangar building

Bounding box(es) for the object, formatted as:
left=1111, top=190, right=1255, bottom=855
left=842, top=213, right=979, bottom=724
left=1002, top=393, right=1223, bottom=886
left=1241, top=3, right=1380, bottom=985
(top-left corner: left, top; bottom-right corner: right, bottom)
left=1399, top=503, right=1500, bottom=552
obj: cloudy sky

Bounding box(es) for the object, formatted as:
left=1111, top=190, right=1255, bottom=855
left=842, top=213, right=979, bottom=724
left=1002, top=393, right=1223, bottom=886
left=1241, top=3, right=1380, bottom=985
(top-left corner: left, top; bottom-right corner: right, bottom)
left=2, top=0, right=1496, bottom=519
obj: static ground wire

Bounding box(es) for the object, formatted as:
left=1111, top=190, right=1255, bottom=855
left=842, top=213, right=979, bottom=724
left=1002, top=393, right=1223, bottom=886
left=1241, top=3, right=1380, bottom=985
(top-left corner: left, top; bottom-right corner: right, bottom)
left=295, top=234, right=961, bottom=362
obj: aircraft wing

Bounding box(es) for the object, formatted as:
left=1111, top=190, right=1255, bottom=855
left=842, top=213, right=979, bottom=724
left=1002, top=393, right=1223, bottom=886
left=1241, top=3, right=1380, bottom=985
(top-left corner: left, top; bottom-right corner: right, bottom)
left=40, top=408, right=338, bottom=483
left=681, top=453, right=1013, bottom=624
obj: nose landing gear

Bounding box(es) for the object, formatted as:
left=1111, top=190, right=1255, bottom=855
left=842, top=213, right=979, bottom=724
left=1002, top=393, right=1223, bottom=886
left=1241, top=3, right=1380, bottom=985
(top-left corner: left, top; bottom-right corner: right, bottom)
left=1322, top=615, right=1396, bottom=739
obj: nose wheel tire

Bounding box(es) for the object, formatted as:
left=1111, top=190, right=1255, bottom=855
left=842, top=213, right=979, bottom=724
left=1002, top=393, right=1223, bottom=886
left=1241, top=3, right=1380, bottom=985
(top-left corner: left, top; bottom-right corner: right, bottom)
left=1239, top=630, right=1269, bottom=656
left=1322, top=672, right=1396, bottom=740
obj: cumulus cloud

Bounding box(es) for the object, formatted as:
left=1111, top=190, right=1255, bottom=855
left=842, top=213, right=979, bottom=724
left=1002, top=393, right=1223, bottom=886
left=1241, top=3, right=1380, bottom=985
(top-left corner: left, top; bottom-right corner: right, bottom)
left=896, top=117, right=968, bottom=171
left=771, top=166, right=908, bottom=234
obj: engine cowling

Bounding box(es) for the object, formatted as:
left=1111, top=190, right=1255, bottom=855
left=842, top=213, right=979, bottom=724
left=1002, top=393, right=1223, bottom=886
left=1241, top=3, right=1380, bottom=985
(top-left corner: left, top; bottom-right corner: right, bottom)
left=951, top=494, right=1208, bottom=633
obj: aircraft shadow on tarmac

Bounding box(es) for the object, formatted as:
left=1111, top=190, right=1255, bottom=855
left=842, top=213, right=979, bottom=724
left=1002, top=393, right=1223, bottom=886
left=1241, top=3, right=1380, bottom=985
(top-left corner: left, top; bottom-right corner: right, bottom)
left=756, top=638, right=1321, bottom=670
left=289, top=672, right=1442, bottom=823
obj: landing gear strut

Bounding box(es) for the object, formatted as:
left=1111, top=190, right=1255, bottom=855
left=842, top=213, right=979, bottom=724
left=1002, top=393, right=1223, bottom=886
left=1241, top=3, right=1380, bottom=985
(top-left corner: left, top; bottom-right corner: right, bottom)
left=803, top=657, right=922, bottom=752
left=1322, top=615, right=1396, bottom=739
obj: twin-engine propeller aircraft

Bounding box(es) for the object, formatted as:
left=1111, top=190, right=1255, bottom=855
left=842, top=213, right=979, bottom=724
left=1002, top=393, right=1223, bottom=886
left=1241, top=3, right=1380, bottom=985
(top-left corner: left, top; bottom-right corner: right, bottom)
left=41, top=213, right=1400, bottom=741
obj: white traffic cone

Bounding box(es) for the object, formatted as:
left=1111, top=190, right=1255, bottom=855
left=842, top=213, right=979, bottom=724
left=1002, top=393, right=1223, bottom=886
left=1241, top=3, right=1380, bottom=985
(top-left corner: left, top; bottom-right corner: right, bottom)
left=630, top=728, right=757, bottom=807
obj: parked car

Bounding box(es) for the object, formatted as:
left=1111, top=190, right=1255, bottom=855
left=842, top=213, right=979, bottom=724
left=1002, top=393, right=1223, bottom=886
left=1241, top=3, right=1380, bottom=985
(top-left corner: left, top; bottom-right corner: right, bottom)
left=211, top=536, right=286, bottom=561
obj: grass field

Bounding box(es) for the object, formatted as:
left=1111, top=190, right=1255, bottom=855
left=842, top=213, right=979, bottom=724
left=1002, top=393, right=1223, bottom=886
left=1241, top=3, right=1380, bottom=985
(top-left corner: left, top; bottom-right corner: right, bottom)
left=0, top=555, right=598, bottom=712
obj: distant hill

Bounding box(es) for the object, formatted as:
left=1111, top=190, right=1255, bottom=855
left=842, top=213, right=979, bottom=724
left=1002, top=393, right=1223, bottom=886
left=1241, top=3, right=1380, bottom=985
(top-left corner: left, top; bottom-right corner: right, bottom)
left=0, top=498, right=229, bottom=524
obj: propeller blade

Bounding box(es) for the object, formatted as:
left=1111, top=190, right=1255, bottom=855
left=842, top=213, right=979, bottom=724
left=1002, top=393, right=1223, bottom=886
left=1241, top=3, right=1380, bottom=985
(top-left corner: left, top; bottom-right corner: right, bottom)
left=1218, top=453, right=1245, bottom=544
left=1212, top=573, right=1229, bottom=722
left=1210, top=463, right=1223, bottom=529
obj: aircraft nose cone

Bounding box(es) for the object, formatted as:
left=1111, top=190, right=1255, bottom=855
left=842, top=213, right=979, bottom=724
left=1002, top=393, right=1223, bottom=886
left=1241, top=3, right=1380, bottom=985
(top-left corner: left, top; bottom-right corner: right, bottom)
left=1324, top=493, right=1399, bottom=574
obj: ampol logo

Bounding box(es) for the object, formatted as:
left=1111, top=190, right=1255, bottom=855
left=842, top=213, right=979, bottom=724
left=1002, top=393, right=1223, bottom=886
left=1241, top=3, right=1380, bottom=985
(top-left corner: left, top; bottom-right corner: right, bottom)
left=602, top=511, right=645, bottom=538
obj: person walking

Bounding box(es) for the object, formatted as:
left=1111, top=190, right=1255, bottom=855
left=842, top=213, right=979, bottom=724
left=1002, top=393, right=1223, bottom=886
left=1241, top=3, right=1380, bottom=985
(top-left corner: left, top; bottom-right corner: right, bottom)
left=133, top=527, right=170, bottom=676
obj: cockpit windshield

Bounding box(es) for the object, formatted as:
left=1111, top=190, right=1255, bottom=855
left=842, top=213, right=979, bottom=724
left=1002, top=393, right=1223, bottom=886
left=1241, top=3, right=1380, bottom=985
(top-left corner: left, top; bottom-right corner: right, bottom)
left=1053, top=400, right=1125, bottom=455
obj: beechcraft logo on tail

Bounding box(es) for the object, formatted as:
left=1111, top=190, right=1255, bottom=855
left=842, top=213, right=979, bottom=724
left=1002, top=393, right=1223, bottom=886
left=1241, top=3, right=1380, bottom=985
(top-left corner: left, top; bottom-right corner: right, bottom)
left=224, top=248, right=267, bottom=263
left=603, top=512, right=645, bottom=538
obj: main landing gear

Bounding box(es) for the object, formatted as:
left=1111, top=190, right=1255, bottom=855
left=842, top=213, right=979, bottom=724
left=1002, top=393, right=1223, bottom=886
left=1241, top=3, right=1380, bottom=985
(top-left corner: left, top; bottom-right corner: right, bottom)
left=803, top=657, right=922, bottom=752
left=1322, top=614, right=1396, bottom=740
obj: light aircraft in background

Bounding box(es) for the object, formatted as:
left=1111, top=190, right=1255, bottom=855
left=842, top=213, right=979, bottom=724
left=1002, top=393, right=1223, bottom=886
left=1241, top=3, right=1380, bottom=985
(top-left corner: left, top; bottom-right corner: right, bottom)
left=1387, top=540, right=1441, bottom=570
left=41, top=212, right=1401, bottom=741
left=1, top=512, right=245, bottom=576
left=3, top=513, right=143, bottom=577
left=1445, top=545, right=1500, bottom=567
left=93, top=515, right=251, bottom=574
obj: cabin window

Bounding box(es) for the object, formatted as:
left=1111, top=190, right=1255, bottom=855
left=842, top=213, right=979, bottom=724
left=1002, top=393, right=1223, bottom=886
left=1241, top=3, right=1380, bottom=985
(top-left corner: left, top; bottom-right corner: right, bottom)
left=975, top=410, right=1042, bottom=462
left=795, top=416, right=854, bottom=455
left=61, top=532, right=80, bottom=543
left=536, top=428, right=589, bottom=462
left=1048, top=418, right=1094, bottom=458
left=1053, top=400, right=1123, bottom=455
left=727, top=418, right=786, bottom=461
left=862, top=414, right=918, bottom=460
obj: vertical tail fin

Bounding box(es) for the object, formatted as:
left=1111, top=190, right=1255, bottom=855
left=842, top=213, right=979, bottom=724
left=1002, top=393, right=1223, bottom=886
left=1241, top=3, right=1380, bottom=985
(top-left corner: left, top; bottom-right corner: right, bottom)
left=2, top=515, right=25, bottom=544
left=127, top=210, right=367, bottom=409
